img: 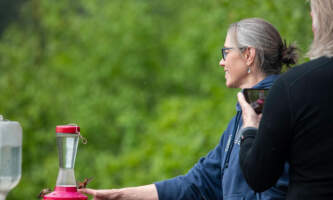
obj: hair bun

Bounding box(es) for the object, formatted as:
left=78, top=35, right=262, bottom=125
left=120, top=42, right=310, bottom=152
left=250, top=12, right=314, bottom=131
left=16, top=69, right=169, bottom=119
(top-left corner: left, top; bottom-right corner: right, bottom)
left=281, top=40, right=298, bottom=67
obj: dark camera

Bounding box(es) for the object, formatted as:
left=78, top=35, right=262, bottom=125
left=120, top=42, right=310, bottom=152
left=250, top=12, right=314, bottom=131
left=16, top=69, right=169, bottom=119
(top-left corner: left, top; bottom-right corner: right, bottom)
left=243, top=88, right=269, bottom=114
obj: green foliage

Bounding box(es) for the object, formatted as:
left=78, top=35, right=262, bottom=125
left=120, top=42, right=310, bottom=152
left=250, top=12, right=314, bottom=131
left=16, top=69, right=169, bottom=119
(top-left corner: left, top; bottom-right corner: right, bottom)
left=0, top=0, right=311, bottom=199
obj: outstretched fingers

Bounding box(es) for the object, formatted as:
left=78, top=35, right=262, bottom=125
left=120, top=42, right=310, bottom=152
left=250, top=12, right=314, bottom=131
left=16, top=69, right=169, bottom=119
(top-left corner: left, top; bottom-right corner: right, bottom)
left=78, top=188, right=97, bottom=196
left=79, top=188, right=122, bottom=200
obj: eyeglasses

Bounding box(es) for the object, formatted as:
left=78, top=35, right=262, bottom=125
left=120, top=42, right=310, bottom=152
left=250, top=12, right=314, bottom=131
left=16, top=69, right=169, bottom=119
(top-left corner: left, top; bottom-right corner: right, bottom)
left=221, top=47, right=247, bottom=60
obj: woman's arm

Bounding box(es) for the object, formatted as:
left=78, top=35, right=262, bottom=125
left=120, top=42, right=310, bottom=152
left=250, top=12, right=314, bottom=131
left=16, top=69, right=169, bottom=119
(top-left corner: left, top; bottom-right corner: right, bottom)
left=79, top=184, right=158, bottom=200
left=79, top=130, right=230, bottom=200
left=237, top=78, right=292, bottom=192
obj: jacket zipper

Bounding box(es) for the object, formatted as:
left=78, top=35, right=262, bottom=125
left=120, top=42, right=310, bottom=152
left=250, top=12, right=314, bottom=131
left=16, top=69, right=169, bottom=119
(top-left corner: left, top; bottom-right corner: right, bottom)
left=222, top=111, right=241, bottom=170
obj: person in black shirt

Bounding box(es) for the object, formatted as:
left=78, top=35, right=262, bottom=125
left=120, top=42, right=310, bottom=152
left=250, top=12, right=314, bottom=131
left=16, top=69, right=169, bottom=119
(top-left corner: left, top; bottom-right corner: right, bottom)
left=238, top=0, right=333, bottom=199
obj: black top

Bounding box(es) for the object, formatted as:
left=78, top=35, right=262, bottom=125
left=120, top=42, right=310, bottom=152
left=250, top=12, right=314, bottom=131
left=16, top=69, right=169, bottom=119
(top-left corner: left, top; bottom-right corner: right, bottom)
left=239, top=56, right=333, bottom=200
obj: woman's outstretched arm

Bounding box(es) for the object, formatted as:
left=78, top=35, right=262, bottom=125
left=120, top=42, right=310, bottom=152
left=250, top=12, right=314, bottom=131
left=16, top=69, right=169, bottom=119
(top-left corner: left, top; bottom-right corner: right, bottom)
left=79, top=184, right=158, bottom=200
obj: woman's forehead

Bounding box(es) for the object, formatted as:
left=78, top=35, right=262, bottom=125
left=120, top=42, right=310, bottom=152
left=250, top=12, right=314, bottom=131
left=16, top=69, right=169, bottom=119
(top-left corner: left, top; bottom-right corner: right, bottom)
left=224, top=33, right=235, bottom=47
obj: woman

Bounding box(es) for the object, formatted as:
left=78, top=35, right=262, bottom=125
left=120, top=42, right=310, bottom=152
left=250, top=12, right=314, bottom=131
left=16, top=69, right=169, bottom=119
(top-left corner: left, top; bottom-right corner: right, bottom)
left=79, top=18, right=298, bottom=200
left=238, top=1, right=333, bottom=199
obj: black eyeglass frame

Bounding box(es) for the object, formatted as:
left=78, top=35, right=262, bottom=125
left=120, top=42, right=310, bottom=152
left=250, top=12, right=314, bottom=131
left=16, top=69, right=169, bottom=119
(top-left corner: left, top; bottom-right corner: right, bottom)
left=221, top=47, right=247, bottom=60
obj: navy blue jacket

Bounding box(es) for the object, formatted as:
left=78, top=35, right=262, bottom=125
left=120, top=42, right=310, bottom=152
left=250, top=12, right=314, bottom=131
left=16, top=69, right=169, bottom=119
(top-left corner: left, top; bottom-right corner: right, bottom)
left=155, top=75, right=289, bottom=200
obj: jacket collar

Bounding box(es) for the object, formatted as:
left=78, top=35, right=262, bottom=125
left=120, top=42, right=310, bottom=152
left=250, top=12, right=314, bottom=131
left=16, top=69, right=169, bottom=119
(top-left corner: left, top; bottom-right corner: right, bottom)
left=236, top=74, right=279, bottom=111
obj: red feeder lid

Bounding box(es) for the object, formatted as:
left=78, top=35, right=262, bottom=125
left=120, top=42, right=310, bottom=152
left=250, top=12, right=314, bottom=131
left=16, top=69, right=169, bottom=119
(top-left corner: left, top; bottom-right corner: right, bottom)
left=56, top=125, right=80, bottom=134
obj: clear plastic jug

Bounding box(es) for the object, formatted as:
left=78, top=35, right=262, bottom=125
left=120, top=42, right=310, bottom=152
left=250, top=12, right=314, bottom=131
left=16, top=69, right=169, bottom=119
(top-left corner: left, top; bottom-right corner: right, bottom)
left=0, top=115, right=22, bottom=200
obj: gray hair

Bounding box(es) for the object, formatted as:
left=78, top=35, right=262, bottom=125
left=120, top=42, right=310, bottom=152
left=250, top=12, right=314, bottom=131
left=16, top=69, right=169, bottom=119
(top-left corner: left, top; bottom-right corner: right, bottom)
left=308, top=0, right=333, bottom=59
left=228, top=18, right=298, bottom=75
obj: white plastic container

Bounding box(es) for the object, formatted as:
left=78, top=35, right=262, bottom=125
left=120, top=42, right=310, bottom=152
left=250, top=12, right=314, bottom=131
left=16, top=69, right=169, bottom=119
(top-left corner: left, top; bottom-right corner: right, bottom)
left=0, top=115, right=22, bottom=200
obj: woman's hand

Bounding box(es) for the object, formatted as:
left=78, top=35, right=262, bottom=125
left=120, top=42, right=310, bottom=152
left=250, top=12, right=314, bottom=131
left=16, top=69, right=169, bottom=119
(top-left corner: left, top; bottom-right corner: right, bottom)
left=237, top=92, right=262, bottom=128
left=78, top=184, right=158, bottom=200
left=78, top=188, right=122, bottom=200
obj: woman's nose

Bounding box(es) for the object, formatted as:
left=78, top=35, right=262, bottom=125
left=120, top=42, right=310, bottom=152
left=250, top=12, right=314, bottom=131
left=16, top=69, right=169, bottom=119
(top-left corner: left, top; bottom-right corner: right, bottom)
left=219, top=58, right=225, bottom=67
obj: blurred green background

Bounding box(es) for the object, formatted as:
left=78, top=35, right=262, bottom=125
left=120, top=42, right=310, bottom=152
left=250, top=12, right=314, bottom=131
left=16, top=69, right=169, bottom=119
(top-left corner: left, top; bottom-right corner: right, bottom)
left=0, top=0, right=312, bottom=199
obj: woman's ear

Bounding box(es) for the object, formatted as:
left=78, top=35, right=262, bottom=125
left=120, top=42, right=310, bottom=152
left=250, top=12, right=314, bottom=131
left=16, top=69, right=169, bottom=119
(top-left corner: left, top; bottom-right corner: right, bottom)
left=244, top=47, right=256, bottom=66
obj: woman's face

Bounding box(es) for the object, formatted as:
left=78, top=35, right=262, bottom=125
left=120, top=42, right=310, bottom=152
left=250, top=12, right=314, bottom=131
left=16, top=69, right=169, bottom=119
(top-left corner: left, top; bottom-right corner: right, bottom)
left=219, top=33, right=248, bottom=88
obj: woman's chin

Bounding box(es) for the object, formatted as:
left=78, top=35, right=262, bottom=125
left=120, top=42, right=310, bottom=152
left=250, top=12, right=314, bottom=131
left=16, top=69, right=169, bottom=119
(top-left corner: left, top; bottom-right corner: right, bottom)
left=226, top=81, right=241, bottom=89
left=225, top=81, right=235, bottom=88
left=225, top=77, right=231, bottom=87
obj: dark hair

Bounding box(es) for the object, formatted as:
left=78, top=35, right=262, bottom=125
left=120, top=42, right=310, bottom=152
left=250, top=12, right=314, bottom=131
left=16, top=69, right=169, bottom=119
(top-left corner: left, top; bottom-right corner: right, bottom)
left=281, top=40, right=298, bottom=67
left=228, top=18, right=298, bottom=74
